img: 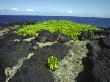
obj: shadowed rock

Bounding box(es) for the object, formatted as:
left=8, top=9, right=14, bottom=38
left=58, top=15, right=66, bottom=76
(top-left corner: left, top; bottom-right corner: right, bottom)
left=36, top=30, right=71, bottom=43
left=9, top=66, right=54, bottom=82
left=0, top=59, right=6, bottom=82
left=36, top=30, right=53, bottom=42
left=87, top=34, right=110, bottom=82
left=57, top=34, right=71, bottom=43
left=98, top=37, right=110, bottom=49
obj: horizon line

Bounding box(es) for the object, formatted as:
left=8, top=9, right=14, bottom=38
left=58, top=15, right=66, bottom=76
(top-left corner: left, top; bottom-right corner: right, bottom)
left=0, top=14, right=110, bottom=19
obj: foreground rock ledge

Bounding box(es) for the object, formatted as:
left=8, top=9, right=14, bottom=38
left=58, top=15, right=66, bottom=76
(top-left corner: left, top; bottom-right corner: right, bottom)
left=7, top=40, right=88, bottom=82
left=0, top=29, right=89, bottom=82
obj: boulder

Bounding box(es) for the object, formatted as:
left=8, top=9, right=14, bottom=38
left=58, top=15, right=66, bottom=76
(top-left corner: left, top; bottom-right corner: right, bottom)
left=57, top=34, right=71, bottom=43
left=36, top=30, right=71, bottom=43
left=0, top=32, right=32, bottom=69
left=36, top=30, right=52, bottom=42
left=92, top=49, right=110, bottom=82
left=88, top=34, right=110, bottom=82
left=102, top=36, right=110, bottom=48
left=99, top=36, right=110, bottom=48
left=9, top=65, right=54, bottom=82
left=47, top=32, right=59, bottom=42
left=80, top=31, right=94, bottom=40
left=0, top=59, right=6, bottom=82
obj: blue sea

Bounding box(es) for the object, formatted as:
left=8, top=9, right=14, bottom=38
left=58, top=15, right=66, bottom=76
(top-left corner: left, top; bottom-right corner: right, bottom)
left=0, top=15, right=110, bottom=28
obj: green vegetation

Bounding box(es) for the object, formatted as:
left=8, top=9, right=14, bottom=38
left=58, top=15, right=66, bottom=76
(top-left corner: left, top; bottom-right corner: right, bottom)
left=48, top=56, right=58, bottom=71
left=16, top=20, right=101, bottom=39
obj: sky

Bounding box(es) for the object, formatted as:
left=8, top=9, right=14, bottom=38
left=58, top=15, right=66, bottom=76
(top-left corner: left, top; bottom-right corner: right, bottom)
left=0, top=0, right=110, bottom=18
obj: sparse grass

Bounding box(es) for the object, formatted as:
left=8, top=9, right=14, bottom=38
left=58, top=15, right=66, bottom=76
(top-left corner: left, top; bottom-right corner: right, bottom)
left=15, top=20, right=101, bottom=39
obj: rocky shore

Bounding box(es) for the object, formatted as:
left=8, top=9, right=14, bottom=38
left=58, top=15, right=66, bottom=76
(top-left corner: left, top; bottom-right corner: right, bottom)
left=0, top=24, right=110, bottom=82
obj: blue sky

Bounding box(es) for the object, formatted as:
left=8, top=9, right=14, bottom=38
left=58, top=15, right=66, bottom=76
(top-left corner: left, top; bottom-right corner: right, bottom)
left=0, top=0, right=110, bottom=18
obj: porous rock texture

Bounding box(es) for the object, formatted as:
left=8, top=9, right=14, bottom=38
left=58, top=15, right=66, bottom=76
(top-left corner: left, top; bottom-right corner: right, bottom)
left=88, top=30, right=110, bottom=82
left=1, top=27, right=110, bottom=82
left=0, top=28, right=89, bottom=82
left=36, top=30, right=71, bottom=43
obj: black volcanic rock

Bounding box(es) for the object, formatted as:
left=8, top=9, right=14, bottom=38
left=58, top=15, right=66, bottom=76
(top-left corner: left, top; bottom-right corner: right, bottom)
left=57, top=34, right=71, bottom=43
left=102, top=36, right=110, bottom=48
left=80, top=31, right=95, bottom=40
left=92, top=49, right=110, bottom=82
left=8, top=40, right=69, bottom=82
left=36, top=30, right=71, bottom=43
left=9, top=65, right=54, bottom=82
left=88, top=33, right=110, bottom=82
left=103, top=28, right=110, bottom=37
left=0, top=59, right=6, bottom=82
left=48, top=32, right=59, bottom=42
left=36, top=30, right=51, bottom=42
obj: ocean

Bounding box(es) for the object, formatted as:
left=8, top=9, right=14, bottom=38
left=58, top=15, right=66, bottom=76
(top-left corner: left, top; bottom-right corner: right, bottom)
left=0, top=15, right=110, bottom=28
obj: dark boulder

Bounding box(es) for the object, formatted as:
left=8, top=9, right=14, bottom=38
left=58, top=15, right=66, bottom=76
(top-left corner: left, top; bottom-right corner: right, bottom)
left=103, top=28, right=110, bottom=37
left=80, top=32, right=89, bottom=40
left=57, top=34, right=71, bottom=43
left=80, top=31, right=94, bottom=40
left=36, top=30, right=58, bottom=42
left=88, top=34, right=110, bottom=82
left=99, top=36, right=110, bottom=48
left=9, top=65, right=54, bottom=82
left=0, top=32, right=32, bottom=67
left=0, top=59, right=6, bottom=82
left=47, top=32, right=59, bottom=42
left=36, top=30, right=71, bottom=43
left=36, top=30, right=52, bottom=42
left=92, top=49, right=110, bottom=82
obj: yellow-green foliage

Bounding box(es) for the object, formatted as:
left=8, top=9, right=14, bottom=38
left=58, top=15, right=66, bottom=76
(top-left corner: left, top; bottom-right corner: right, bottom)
left=48, top=56, right=58, bottom=71
left=16, top=20, right=101, bottom=39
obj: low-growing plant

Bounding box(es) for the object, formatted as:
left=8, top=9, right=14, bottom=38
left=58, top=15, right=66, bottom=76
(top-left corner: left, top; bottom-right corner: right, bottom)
left=15, top=20, right=101, bottom=39
left=47, top=55, right=58, bottom=71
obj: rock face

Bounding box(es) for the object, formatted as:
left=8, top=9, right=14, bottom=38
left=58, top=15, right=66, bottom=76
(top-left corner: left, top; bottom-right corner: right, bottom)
left=36, top=30, right=71, bottom=43
left=79, top=29, right=109, bottom=40
left=0, top=59, right=6, bottom=82
left=2, top=27, right=110, bottom=82
left=99, top=36, right=110, bottom=48
left=57, top=34, right=71, bottom=43
left=88, top=30, right=110, bottom=82
left=0, top=28, right=89, bottom=82
left=8, top=40, right=88, bottom=82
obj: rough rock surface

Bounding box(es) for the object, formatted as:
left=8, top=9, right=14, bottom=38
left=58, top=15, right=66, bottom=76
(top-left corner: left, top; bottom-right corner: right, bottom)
left=0, top=59, right=6, bottom=82
left=8, top=40, right=88, bottom=82
left=100, top=36, right=110, bottom=48
left=2, top=26, right=110, bottom=82
left=0, top=27, right=89, bottom=82
left=53, top=41, right=88, bottom=82
left=36, top=30, right=71, bottom=43
left=88, top=30, right=110, bottom=82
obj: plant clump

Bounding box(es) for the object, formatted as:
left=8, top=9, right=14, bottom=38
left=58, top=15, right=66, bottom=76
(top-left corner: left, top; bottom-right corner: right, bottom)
left=48, top=55, right=58, bottom=71
left=16, top=20, right=101, bottom=39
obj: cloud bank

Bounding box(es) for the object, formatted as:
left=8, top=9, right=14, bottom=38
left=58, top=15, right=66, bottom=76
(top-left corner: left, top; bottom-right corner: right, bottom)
left=0, top=8, right=35, bottom=12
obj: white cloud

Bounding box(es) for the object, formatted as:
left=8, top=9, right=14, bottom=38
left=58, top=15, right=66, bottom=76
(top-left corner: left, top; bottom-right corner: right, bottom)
left=67, top=10, right=73, bottom=14
left=11, top=8, right=19, bottom=11
left=0, top=8, right=35, bottom=12
left=26, top=9, right=34, bottom=12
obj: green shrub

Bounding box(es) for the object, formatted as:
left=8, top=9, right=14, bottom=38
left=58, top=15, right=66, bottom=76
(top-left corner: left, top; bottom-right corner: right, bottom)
left=48, top=56, right=58, bottom=71
left=16, top=20, right=101, bottom=39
